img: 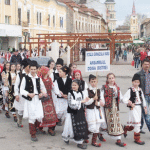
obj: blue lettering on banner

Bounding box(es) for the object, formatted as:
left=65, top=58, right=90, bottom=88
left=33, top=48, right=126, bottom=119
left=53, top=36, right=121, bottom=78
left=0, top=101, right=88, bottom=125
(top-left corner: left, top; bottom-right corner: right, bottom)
left=94, top=52, right=104, bottom=56
left=90, top=60, right=106, bottom=65
left=88, top=66, right=96, bottom=71
left=105, top=52, right=109, bottom=55
left=87, top=53, right=93, bottom=56
left=97, top=66, right=108, bottom=70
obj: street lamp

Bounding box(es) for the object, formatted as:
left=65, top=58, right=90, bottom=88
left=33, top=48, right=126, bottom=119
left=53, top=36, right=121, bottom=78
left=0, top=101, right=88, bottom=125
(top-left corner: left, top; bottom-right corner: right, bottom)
left=23, top=31, right=28, bottom=50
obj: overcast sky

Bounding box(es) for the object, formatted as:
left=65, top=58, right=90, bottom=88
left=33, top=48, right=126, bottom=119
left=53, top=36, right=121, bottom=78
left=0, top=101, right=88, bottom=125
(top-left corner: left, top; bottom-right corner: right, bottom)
left=101, top=0, right=150, bottom=26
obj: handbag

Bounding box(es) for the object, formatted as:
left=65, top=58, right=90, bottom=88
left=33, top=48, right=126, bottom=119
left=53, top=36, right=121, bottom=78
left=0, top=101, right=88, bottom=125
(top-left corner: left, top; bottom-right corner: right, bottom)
left=40, top=95, right=50, bottom=102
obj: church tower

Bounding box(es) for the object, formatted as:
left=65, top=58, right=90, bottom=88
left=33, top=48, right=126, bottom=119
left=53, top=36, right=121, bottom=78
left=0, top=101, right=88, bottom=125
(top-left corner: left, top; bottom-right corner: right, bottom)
left=105, top=0, right=117, bottom=32
left=130, top=1, right=139, bottom=40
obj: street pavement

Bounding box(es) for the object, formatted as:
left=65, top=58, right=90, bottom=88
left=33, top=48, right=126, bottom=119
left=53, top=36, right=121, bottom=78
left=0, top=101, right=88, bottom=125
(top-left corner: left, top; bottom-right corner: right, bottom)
left=0, top=52, right=150, bottom=150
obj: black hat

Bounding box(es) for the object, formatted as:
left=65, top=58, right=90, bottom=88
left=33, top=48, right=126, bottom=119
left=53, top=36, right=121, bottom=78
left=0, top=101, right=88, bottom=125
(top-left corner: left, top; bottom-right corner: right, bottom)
left=132, top=74, right=141, bottom=82
left=61, top=65, right=69, bottom=74
left=56, top=58, right=63, bottom=66
left=72, top=79, right=81, bottom=86
left=30, top=60, right=38, bottom=68
left=89, top=74, right=96, bottom=82
left=21, top=58, right=31, bottom=69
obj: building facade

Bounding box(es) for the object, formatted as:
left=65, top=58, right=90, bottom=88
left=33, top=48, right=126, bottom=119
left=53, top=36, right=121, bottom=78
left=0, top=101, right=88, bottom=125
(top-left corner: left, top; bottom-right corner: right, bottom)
left=130, top=2, right=138, bottom=40
left=105, top=0, right=117, bottom=32
left=0, top=0, right=67, bottom=50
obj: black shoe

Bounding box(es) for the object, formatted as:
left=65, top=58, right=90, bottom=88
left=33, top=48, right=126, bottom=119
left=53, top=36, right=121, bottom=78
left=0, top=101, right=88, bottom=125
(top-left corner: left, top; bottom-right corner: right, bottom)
left=140, top=130, right=145, bottom=134
left=77, top=144, right=87, bottom=149
left=14, top=116, right=17, bottom=122
left=134, top=140, right=145, bottom=145
left=31, top=136, right=38, bottom=142
left=56, top=121, right=62, bottom=126
left=5, top=113, right=10, bottom=118
left=64, top=140, right=69, bottom=145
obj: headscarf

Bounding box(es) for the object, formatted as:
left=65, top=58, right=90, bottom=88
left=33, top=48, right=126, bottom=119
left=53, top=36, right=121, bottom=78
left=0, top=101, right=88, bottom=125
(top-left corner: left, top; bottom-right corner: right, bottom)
left=72, top=69, right=83, bottom=80
left=40, top=66, right=49, bottom=77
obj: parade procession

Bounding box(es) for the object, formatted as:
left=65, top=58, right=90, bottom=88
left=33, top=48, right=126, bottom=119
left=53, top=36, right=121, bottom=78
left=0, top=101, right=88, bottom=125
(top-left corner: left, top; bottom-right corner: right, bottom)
left=1, top=0, right=150, bottom=150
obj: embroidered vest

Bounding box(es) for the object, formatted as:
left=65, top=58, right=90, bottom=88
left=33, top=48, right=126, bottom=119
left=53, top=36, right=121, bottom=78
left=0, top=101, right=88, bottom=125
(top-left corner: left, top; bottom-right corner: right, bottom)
left=57, top=76, right=72, bottom=98
left=87, top=88, right=101, bottom=109
left=103, top=84, right=120, bottom=111
left=67, top=90, right=83, bottom=114
left=22, top=75, right=40, bottom=101
left=18, top=71, right=26, bottom=92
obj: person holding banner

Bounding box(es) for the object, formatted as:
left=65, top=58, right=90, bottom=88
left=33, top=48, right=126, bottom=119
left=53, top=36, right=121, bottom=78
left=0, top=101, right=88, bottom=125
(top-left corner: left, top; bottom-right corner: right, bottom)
left=101, top=73, right=126, bottom=147
left=84, top=74, right=105, bottom=147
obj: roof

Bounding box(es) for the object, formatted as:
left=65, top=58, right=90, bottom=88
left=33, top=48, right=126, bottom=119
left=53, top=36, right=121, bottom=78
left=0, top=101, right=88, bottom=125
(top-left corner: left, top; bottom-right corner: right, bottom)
left=141, top=18, right=150, bottom=25
left=105, top=0, right=115, bottom=2
left=116, top=25, right=130, bottom=30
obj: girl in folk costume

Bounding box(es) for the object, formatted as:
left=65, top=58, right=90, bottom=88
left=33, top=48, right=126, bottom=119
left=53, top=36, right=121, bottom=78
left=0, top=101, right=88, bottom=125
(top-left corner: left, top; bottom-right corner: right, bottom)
left=123, top=74, right=147, bottom=145
left=62, top=79, right=89, bottom=149
left=39, top=66, right=58, bottom=136
left=13, top=59, right=31, bottom=127
left=1, top=62, right=10, bottom=112
left=54, top=65, right=72, bottom=126
left=84, top=74, right=105, bottom=147
left=101, top=73, right=126, bottom=147
left=16, top=63, right=21, bottom=74
left=68, top=63, right=77, bottom=78
left=20, top=60, right=47, bottom=141
left=5, top=63, right=17, bottom=121
left=72, top=69, right=88, bottom=93
left=47, top=59, right=55, bottom=77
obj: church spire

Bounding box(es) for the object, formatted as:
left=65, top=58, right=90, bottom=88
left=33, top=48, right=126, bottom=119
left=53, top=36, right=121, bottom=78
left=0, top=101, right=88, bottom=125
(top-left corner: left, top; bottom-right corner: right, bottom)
left=132, top=1, right=136, bottom=16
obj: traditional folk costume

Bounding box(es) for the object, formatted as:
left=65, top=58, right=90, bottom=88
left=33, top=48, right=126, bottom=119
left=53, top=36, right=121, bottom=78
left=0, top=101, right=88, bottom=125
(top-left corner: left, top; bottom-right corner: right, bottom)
left=7, top=71, right=17, bottom=121
left=62, top=80, right=88, bottom=149
left=0, top=74, right=3, bottom=112
left=14, top=58, right=31, bottom=127
left=85, top=84, right=105, bottom=147
left=39, top=66, right=58, bottom=135
left=54, top=71, right=72, bottom=124
left=20, top=70, right=46, bottom=141
left=101, top=82, right=126, bottom=147
left=123, top=74, right=146, bottom=145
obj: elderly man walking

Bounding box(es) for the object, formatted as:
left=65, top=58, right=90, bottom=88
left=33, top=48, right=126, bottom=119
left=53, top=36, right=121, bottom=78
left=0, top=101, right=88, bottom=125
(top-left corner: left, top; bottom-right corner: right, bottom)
left=135, top=58, right=150, bottom=133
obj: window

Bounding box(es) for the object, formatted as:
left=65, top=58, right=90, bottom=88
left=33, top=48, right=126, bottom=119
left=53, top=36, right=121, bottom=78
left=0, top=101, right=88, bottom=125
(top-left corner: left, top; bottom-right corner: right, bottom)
left=28, top=33, right=30, bottom=42
left=5, top=0, right=10, bottom=5
left=27, top=10, right=30, bottom=24
left=18, top=8, right=21, bottom=25
left=91, top=24, right=92, bottom=32
left=76, top=21, right=78, bottom=30
left=37, top=12, right=42, bottom=25
left=60, top=17, right=63, bottom=28
left=5, top=16, right=10, bottom=24
left=82, top=22, right=84, bottom=30
left=79, top=22, right=80, bottom=30
left=133, top=20, right=135, bottom=24
left=53, top=15, right=55, bottom=27
left=48, top=14, right=50, bottom=26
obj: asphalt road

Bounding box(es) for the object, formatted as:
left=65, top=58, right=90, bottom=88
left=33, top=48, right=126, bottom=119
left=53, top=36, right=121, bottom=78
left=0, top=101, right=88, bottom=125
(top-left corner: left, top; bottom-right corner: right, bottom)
left=0, top=77, right=150, bottom=150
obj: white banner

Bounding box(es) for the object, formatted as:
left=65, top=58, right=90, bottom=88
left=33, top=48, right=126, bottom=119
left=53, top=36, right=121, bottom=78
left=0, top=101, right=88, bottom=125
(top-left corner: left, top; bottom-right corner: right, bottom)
left=85, top=50, right=110, bottom=72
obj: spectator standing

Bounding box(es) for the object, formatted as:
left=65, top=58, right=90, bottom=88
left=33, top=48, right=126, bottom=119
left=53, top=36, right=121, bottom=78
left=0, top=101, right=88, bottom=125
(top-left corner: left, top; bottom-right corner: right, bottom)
left=133, top=49, right=140, bottom=70
left=10, top=49, right=22, bottom=64
left=115, top=47, right=119, bottom=62
left=140, top=48, right=147, bottom=67
left=123, top=48, right=127, bottom=61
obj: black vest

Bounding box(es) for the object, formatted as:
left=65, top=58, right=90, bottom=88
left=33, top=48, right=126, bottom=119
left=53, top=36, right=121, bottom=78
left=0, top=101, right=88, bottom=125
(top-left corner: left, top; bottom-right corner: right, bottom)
left=18, top=71, right=26, bottom=92
left=128, top=88, right=143, bottom=109
left=8, top=72, right=16, bottom=86
left=53, top=72, right=59, bottom=82
left=22, top=75, right=41, bottom=101
left=57, top=76, right=72, bottom=98
left=67, top=90, right=83, bottom=114
left=79, top=80, right=85, bottom=91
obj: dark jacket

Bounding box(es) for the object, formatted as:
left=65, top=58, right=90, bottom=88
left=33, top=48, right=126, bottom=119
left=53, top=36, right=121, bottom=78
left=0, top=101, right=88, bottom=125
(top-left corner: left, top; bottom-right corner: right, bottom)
left=135, top=69, right=150, bottom=95
left=10, top=54, right=22, bottom=64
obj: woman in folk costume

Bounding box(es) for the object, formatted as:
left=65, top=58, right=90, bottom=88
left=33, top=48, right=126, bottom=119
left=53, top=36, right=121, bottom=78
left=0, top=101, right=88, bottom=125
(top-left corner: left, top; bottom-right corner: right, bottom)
left=84, top=74, right=105, bottom=147
left=13, top=58, right=31, bottom=127
left=54, top=65, right=72, bottom=126
left=16, top=63, right=21, bottom=74
left=6, top=63, right=17, bottom=121
left=38, top=66, right=58, bottom=136
left=20, top=60, right=47, bottom=141
left=62, top=79, right=89, bottom=149
left=68, top=63, right=77, bottom=78
left=101, top=73, right=126, bottom=147
left=123, top=74, right=147, bottom=145
left=72, top=69, right=88, bottom=93
left=1, top=62, right=10, bottom=112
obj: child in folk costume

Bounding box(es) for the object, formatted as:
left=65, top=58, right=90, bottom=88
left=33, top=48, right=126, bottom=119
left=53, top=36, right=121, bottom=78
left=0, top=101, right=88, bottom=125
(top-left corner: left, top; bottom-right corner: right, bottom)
left=101, top=73, right=126, bottom=147
left=14, top=59, right=31, bottom=127
left=6, top=63, right=17, bottom=121
left=54, top=66, right=72, bottom=125
left=68, top=63, right=77, bottom=78
left=20, top=61, right=47, bottom=141
left=72, top=69, right=88, bottom=93
left=123, top=74, right=147, bottom=145
left=62, top=79, right=89, bottom=149
left=39, top=66, right=58, bottom=136
left=1, top=62, right=10, bottom=112
left=84, top=74, right=105, bottom=147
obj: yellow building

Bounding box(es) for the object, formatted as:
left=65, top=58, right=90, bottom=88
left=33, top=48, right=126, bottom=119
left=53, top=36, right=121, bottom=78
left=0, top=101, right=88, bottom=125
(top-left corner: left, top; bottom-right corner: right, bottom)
left=0, top=0, right=67, bottom=50
left=130, top=2, right=138, bottom=40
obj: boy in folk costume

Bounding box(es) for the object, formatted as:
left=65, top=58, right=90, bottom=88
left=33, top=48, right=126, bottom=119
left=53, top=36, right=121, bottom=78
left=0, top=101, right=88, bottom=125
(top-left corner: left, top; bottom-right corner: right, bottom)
left=123, top=74, right=147, bottom=145
left=84, top=74, right=105, bottom=147
left=20, top=61, right=47, bottom=141
left=14, top=58, right=31, bottom=127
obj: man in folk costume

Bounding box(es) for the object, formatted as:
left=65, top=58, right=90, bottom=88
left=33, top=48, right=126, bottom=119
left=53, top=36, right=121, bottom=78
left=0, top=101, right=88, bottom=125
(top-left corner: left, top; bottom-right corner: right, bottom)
left=123, top=74, right=147, bottom=145
left=14, top=58, right=31, bottom=127
left=84, top=74, right=105, bottom=147
left=20, top=60, right=47, bottom=141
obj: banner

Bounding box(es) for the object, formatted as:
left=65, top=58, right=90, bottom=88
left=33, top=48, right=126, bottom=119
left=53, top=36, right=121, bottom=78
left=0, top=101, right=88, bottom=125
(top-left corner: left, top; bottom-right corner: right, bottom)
left=85, top=51, right=110, bottom=72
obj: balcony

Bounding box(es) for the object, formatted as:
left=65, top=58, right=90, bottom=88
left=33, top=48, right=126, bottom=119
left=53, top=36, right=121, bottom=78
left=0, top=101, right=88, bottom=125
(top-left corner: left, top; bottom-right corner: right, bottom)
left=0, top=24, right=22, bottom=37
